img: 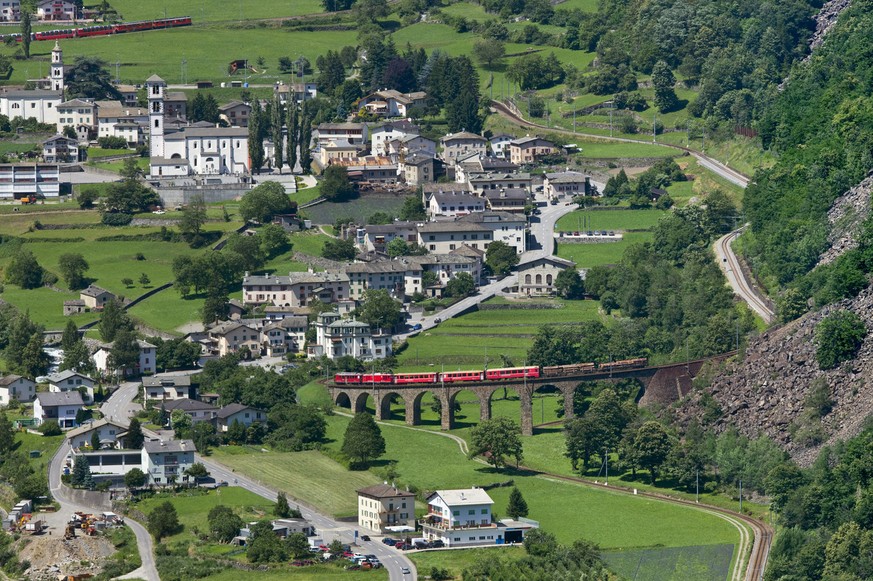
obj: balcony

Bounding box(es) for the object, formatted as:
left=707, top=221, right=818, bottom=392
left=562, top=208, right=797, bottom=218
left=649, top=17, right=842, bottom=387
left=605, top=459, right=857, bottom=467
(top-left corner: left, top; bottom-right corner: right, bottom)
left=419, top=517, right=495, bottom=531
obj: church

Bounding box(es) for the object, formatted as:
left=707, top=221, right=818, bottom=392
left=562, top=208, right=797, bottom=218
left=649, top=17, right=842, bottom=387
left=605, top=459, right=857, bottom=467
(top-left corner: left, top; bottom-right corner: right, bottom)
left=146, top=75, right=250, bottom=177
left=0, top=41, right=64, bottom=124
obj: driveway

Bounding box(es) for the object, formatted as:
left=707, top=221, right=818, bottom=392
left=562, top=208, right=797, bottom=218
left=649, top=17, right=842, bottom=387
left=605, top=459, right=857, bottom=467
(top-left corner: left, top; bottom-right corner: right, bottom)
left=196, top=455, right=416, bottom=581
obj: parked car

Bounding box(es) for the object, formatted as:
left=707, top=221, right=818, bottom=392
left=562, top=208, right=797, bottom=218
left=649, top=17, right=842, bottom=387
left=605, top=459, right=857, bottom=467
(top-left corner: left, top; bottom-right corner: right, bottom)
left=430, top=539, right=444, bottom=548
left=410, top=324, right=421, bottom=331
left=360, top=535, right=370, bottom=541
left=414, top=541, right=428, bottom=549
left=382, top=537, right=396, bottom=546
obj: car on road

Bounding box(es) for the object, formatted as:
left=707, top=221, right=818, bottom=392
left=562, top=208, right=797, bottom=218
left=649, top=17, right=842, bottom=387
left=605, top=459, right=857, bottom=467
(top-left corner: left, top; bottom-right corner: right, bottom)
left=410, top=324, right=421, bottom=331
left=433, top=318, right=441, bottom=324
left=401, top=567, right=411, bottom=575
left=360, top=535, right=370, bottom=541
left=382, top=537, right=396, bottom=545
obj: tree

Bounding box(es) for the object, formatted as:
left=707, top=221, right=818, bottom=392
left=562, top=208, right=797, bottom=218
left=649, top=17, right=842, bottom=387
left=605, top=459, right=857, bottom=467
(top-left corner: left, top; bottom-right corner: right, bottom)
left=20, top=10, right=30, bottom=59
left=154, top=337, right=206, bottom=371
left=61, top=319, right=80, bottom=351
left=61, top=340, right=92, bottom=374
left=90, top=430, right=101, bottom=450
left=179, top=194, right=207, bottom=244
left=208, top=505, right=244, bottom=543
left=322, top=238, right=357, bottom=261
left=66, top=56, right=122, bottom=100
left=271, top=94, right=284, bottom=172
left=473, top=39, right=505, bottom=69
left=148, top=501, right=181, bottom=540
left=239, top=181, right=293, bottom=224
left=469, top=416, right=524, bottom=469
left=0, top=412, right=14, bottom=454
left=352, top=0, right=389, bottom=23
left=298, top=112, right=312, bottom=173
left=109, top=328, right=140, bottom=377
left=341, top=412, right=386, bottom=466
left=267, top=404, right=327, bottom=451
left=192, top=421, right=216, bottom=454
left=523, top=528, right=558, bottom=557
left=170, top=409, right=193, bottom=435
left=555, top=268, right=584, bottom=299
left=40, top=420, right=62, bottom=436
left=275, top=491, right=291, bottom=518
left=247, top=520, right=289, bottom=563
left=226, top=419, right=247, bottom=444
left=99, top=298, right=132, bottom=342
left=652, top=60, right=679, bottom=114
left=358, top=289, right=404, bottom=331
left=506, top=486, right=529, bottom=519
left=287, top=532, right=311, bottom=558
left=126, top=417, right=145, bottom=449
left=286, top=103, right=298, bottom=173
left=20, top=333, right=50, bottom=378
left=634, top=421, right=673, bottom=484
left=486, top=241, right=520, bottom=275
left=185, top=463, right=209, bottom=479
left=386, top=238, right=410, bottom=258
left=77, top=188, right=98, bottom=209
left=399, top=195, right=426, bottom=221
left=4, top=249, right=45, bottom=289
left=139, top=273, right=151, bottom=287
left=317, top=50, right=346, bottom=95
left=121, top=277, right=134, bottom=288
left=58, top=253, right=89, bottom=290
left=71, top=455, right=93, bottom=488
left=320, top=165, right=356, bottom=202
left=124, top=468, right=146, bottom=489
left=444, top=272, right=475, bottom=298
left=248, top=100, right=265, bottom=174
left=815, top=310, right=866, bottom=370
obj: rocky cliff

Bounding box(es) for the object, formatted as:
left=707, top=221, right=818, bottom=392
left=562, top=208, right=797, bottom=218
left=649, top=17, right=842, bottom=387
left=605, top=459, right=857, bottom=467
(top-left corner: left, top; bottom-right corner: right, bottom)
left=675, top=286, right=873, bottom=467
left=809, top=0, right=853, bottom=51
left=817, top=174, right=872, bottom=267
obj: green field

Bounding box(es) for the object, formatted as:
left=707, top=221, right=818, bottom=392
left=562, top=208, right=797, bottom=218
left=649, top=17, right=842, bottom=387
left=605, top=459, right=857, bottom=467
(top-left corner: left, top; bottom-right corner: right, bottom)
left=109, top=0, right=324, bottom=23
left=605, top=544, right=735, bottom=581
left=409, top=546, right=526, bottom=578
left=203, top=566, right=386, bottom=581
left=303, top=194, right=409, bottom=226
left=209, top=447, right=381, bottom=518
left=556, top=231, right=653, bottom=268
left=576, top=141, right=677, bottom=159
left=135, top=487, right=274, bottom=544
left=221, top=413, right=741, bottom=552
left=556, top=209, right=666, bottom=233
left=397, top=299, right=611, bottom=370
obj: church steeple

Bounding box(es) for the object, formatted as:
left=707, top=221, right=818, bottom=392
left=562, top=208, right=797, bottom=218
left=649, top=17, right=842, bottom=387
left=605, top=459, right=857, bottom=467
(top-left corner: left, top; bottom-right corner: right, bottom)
left=146, top=74, right=167, bottom=160
left=50, top=41, right=64, bottom=94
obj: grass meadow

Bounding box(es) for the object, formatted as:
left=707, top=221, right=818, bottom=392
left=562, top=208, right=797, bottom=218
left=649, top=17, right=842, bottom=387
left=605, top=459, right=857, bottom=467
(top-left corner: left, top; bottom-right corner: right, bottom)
left=556, top=208, right=666, bottom=233
left=556, top=231, right=654, bottom=268
left=397, top=299, right=611, bottom=370
left=108, top=0, right=325, bottom=23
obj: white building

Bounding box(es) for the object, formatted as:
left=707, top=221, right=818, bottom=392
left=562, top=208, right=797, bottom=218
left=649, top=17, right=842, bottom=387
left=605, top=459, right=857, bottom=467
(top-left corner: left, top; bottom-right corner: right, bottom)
left=34, top=391, right=84, bottom=429
left=440, top=131, right=487, bottom=163
left=0, top=164, right=60, bottom=200
left=42, top=134, right=79, bottom=163
left=357, top=484, right=416, bottom=534
left=37, top=0, right=77, bottom=20
left=56, top=98, right=96, bottom=139
left=242, top=270, right=351, bottom=307
left=215, top=403, right=266, bottom=432
left=417, top=221, right=493, bottom=254
left=543, top=171, right=591, bottom=201
left=517, top=256, right=576, bottom=296
left=0, top=89, right=61, bottom=125
left=93, top=340, right=156, bottom=377
left=142, top=374, right=194, bottom=401
left=0, top=374, right=36, bottom=405
left=142, top=439, right=196, bottom=485
left=421, top=488, right=497, bottom=547
left=47, top=370, right=95, bottom=403
left=0, top=1, right=20, bottom=21
left=359, top=89, right=427, bottom=118
left=315, top=122, right=369, bottom=148
left=66, top=418, right=128, bottom=450
left=370, top=120, right=420, bottom=156
left=458, top=211, right=527, bottom=253
left=489, top=134, right=513, bottom=158
left=308, top=312, right=392, bottom=361
left=162, top=398, right=217, bottom=424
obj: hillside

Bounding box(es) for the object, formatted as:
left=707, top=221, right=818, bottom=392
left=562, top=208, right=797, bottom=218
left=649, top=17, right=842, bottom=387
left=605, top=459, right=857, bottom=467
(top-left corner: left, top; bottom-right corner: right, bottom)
left=676, top=283, right=873, bottom=467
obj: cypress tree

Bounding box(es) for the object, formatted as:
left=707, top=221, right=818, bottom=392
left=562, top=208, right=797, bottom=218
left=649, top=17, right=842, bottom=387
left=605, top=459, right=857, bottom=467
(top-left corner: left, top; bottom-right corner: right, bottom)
left=506, top=486, right=529, bottom=519
left=61, top=319, right=80, bottom=351
left=271, top=94, right=284, bottom=172
left=298, top=113, right=312, bottom=174
left=286, top=104, right=298, bottom=174
left=248, top=100, right=265, bottom=174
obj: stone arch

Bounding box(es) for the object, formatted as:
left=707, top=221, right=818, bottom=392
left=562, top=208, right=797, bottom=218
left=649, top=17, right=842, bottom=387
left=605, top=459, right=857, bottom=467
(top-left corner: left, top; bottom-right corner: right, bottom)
left=413, top=389, right=445, bottom=427
left=447, top=387, right=491, bottom=430
left=335, top=391, right=351, bottom=409
left=531, top=383, right=561, bottom=428
left=378, top=391, right=406, bottom=422
left=353, top=392, right=371, bottom=414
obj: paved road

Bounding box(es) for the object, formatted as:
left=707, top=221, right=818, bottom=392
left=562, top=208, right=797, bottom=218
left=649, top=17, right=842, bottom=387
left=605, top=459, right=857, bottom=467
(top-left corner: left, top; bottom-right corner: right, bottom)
left=196, top=456, right=416, bottom=581
left=100, top=381, right=142, bottom=423
left=714, top=227, right=776, bottom=323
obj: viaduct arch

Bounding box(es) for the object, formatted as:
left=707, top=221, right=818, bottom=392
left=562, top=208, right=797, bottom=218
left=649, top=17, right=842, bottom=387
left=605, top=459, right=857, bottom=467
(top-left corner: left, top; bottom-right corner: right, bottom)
left=330, top=354, right=731, bottom=435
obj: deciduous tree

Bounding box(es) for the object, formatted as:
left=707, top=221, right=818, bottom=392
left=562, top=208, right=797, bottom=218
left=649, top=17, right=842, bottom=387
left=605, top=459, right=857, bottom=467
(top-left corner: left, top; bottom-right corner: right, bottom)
left=469, top=416, right=523, bottom=469
left=208, top=505, right=243, bottom=543
left=341, top=412, right=386, bottom=466
left=179, top=194, right=207, bottom=244
left=148, top=501, right=181, bottom=540
left=358, top=289, right=404, bottom=331
left=58, top=253, right=89, bottom=290
left=634, top=421, right=673, bottom=484
left=486, top=241, right=519, bottom=275
left=239, top=181, right=292, bottom=224
left=4, top=249, right=45, bottom=289
left=652, top=60, right=679, bottom=113
left=320, top=165, right=355, bottom=202
left=124, top=467, right=146, bottom=489
left=99, top=298, right=132, bottom=343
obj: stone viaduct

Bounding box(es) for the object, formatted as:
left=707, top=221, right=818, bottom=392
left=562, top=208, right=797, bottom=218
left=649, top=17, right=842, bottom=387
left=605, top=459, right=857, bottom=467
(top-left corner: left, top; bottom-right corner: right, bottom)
left=329, top=353, right=733, bottom=435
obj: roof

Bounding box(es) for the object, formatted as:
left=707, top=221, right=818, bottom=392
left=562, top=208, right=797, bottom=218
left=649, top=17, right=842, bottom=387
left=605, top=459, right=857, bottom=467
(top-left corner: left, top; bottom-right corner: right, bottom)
left=0, top=374, right=30, bottom=387
left=317, top=122, right=366, bottom=131
left=66, top=418, right=126, bottom=439
left=47, top=370, right=92, bottom=384
left=357, top=484, right=415, bottom=499
left=150, top=156, right=188, bottom=166
left=431, top=191, right=483, bottom=205
left=97, top=106, right=147, bottom=119
left=137, top=339, right=156, bottom=349
left=36, top=391, right=84, bottom=407
left=219, top=100, right=250, bottom=112
left=417, top=221, right=490, bottom=234
left=216, top=403, right=264, bottom=420
left=458, top=211, right=526, bottom=224
left=441, top=131, right=486, bottom=143
left=143, top=439, right=195, bottom=454
left=429, top=488, right=494, bottom=507
left=142, top=375, right=192, bottom=388
left=58, top=99, right=94, bottom=108
left=146, top=74, right=166, bottom=84
left=323, top=138, right=357, bottom=150
left=243, top=270, right=350, bottom=287
left=450, top=244, right=485, bottom=258
left=164, top=126, right=248, bottom=139
left=42, top=134, right=77, bottom=145
left=510, top=136, right=553, bottom=147
left=403, top=152, right=434, bottom=165
left=162, top=398, right=216, bottom=412
left=545, top=171, right=588, bottom=184
left=423, top=184, right=471, bottom=195
left=518, top=255, right=576, bottom=269
left=375, top=120, right=419, bottom=134
left=165, top=91, right=187, bottom=102
left=1, top=89, right=62, bottom=99
left=209, top=321, right=257, bottom=336
left=63, top=300, right=86, bottom=306
left=80, top=285, right=112, bottom=298
left=467, top=172, right=532, bottom=183
left=482, top=188, right=529, bottom=201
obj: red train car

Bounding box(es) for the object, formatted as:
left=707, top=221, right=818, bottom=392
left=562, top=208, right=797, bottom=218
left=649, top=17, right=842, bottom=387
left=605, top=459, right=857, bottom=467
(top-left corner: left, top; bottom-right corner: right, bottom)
left=393, top=372, right=438, bottom=385
left=361, top=372, right=394, bottom=384
left=440, top=370, right=483, bottom=383
left=485, top=366, right=540, bottom=381
left=334, top=372, right=362, bottom=384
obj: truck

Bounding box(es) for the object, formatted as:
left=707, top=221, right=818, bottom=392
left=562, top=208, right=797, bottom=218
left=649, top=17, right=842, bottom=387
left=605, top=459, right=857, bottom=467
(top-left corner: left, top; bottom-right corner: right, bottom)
left=24, top=519, right=43, bottom=534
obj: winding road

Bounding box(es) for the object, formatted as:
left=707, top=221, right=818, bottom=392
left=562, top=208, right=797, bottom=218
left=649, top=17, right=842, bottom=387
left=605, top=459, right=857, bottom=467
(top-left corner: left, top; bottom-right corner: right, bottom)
left=715, top=228, right=776, bottom=323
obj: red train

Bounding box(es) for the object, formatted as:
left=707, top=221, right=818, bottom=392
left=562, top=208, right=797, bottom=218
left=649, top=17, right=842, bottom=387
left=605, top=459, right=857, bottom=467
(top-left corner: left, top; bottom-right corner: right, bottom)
left=0, top=16, right=192, bottom=43
left=333, top=359, right=648, bottom=385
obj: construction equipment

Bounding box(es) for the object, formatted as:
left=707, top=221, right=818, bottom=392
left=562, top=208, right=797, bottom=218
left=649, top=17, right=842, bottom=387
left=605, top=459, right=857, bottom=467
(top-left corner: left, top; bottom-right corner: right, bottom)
left=64, top=523, right=77, bottom=540
left=19, top=196, right=37, bottom=204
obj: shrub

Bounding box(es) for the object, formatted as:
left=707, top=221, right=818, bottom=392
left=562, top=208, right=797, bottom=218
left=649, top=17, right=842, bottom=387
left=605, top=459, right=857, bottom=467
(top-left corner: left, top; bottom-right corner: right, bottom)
left=102, top=212, right=133, bottom=226
left=39, top=420, right=61, bottom=436
left=815, top=310, right=866, bottom=369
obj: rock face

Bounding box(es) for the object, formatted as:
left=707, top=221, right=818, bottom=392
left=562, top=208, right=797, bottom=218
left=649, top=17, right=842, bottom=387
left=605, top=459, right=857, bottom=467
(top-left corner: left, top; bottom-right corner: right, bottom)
left=809, top=0, right=853, bottom=51
left=817, top=174, right=873, bottom=267
left=674, top=286, right=873, bottom=467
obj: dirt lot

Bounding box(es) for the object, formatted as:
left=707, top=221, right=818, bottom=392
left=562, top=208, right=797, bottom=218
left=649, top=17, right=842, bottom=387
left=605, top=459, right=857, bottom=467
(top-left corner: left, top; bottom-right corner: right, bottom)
left=19, top=534, right=115, bottom=579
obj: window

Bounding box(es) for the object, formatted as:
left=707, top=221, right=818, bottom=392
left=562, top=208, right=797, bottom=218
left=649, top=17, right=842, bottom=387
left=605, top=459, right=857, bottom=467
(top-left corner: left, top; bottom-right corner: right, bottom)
left=453, top=510, right=460, bottom=516
left=481, top=509, right=488, bottom=514
left=468, top=509, right=475, bottom=515
left=524, top=274, right=531, bottom=284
